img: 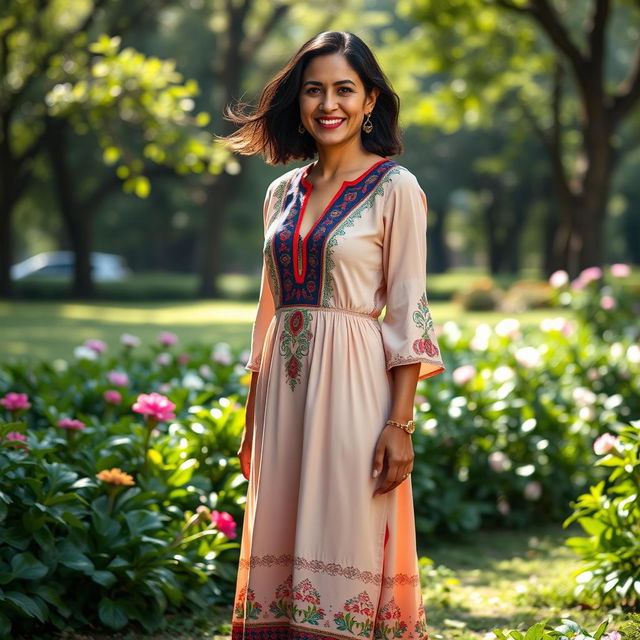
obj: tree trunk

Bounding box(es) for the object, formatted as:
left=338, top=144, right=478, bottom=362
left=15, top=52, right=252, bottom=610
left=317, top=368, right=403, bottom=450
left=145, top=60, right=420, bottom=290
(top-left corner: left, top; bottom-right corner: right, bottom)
left=45, top=119, right=95, bottom=299
left=427, top=204, right=448, bottom=274
left=0, top=117, right=17, bottom=298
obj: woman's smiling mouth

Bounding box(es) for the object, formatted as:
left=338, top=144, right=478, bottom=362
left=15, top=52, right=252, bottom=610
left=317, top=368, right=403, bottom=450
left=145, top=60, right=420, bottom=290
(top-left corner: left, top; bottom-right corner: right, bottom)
left=316, top=117, right=345, bottom=129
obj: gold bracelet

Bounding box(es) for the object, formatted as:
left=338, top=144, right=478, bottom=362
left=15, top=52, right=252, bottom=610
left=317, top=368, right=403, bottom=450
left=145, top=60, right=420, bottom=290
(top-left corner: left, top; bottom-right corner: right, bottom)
left=385, top=419, right=416, bottom=434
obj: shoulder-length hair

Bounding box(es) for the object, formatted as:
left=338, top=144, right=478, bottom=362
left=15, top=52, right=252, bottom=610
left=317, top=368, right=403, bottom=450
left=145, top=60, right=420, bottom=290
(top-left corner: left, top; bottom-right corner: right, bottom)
left=220, top=31, right=403, bottom=165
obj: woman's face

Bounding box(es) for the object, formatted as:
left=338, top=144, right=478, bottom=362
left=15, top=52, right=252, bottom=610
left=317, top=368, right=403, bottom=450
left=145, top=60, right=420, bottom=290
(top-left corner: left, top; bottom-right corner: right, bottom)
left=299, top=52, right=378, bottom=151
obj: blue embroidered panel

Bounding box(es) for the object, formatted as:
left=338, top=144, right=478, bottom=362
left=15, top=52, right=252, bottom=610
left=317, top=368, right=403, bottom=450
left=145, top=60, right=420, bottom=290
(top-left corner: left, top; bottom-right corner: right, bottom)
left=272, top=159, right=397, bottom=307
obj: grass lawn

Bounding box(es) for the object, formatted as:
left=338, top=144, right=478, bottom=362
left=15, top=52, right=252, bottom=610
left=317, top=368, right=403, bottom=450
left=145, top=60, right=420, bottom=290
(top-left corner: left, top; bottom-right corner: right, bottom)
left=0, top=299, right=572, bottom=362
left=39, top=524, right=623, bottom=640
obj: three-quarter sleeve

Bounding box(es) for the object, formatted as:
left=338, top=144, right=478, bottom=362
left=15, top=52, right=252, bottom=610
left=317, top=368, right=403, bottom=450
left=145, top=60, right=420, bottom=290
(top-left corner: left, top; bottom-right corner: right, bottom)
left=245, top=183, right=276, bottom=373
left=380, top=170, right=445, bottom=381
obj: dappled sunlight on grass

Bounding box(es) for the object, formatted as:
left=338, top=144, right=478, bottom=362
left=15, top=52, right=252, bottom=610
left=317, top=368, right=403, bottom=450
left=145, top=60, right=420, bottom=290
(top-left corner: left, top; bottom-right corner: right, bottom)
left=0, top=299, right=574, bottom=361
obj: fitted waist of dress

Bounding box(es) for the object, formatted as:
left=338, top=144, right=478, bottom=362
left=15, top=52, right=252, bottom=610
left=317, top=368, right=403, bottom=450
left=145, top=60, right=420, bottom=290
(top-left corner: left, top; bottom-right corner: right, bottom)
left=275, top=305, right=381, bottom=325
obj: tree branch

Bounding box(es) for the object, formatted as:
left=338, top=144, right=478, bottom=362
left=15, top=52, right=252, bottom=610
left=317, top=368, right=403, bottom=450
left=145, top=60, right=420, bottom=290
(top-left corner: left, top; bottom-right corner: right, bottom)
left=240, top=3, right=290, bottom=64
left=588, top=0, right=610, bottom=68
left=527, top=0, right=589, bottom=91
left=611, top=41, right=640, bottom=125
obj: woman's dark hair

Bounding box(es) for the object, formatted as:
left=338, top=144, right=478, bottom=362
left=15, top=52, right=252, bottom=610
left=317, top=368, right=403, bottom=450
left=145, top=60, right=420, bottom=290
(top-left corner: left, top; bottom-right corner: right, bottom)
left=220, top=31, right=403, bottom=164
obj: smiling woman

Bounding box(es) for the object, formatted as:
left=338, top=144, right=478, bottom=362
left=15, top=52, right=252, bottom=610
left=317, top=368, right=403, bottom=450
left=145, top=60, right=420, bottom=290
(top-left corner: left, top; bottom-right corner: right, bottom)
left=219, top=31, right=445, bottom=640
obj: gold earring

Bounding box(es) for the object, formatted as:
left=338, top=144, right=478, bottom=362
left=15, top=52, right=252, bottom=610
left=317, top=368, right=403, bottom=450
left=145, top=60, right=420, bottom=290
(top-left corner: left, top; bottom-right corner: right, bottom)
left=298, top=123, right=306, bottom=134
left=362, top=113, right=373, bottom=134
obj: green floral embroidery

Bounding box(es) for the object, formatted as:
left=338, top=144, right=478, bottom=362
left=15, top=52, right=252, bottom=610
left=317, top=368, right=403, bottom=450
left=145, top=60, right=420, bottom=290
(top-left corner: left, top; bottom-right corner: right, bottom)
left=269, top=573, right=294, bottom=619
left=233, top=586, right=263, bottom=620
left=334, top=590, right=375, bottom=636
left=374, top=597, right=408, bottom=640
left=270, top=575, right=326, bottom=625
left=414, top=600, right=428, bottom=637
left=279, top=309, right=313, bottom=391
left=412, top=292, right=440, bottom=358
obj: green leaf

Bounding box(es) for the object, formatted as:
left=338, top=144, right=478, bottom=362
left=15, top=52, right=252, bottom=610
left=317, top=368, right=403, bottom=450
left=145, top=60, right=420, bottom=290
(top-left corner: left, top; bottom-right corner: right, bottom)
left=10, top=553, right=48, bottom=580
left=57, top=543, right=94, bottom=572
left=0, top=611, right=11, bottom=637
left=91, top=570, right=117, bottom=588
left=167, top=458, right=198, bottom=486
left=2, top=592, right=46, bottom=621
left=98, top=597, right=128, bottom=629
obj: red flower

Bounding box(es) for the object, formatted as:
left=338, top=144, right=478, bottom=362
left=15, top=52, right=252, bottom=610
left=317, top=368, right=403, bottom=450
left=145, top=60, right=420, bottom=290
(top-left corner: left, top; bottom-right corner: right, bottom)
left=287, top=356, right=299, bottom=380
left=289, top=311, right=303, bottom=335
left=424, top=339, right=440, bottom=357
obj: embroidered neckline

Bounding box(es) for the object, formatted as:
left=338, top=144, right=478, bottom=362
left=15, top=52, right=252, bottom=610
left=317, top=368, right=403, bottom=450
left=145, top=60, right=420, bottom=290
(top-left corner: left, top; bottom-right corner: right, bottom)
left=293, top=158, right=390, bottom=283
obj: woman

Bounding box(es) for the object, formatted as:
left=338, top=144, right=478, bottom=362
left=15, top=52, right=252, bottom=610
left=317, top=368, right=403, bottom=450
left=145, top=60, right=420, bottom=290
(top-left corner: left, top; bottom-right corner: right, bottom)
left=222, top=31, right=445, bottom=640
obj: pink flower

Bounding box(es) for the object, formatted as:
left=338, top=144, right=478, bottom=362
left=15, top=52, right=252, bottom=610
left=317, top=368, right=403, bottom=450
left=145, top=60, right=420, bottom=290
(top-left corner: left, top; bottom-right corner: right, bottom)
left=488, top=451, right=509, bottom=473
left=84, top=339, right=107, bottom=354
left=593, top=433, right=620, bottom=456
left=497, top=498, right=510, bottom=515
left=570, top=278, right=586, bottom=291
left=610, top=263, right=630, bottom=278
left=549, top=270, right=569, bottom=288
left=579, top=266, right=603, bottom=284
left=524, top=480, right=542, bottom=501
left=452, top=364, right=476, bottom=386
left=0, top=392, right=31, bottom=411
left=600, top=295, right=616, bottom=310
left=120, top=333, right=141, bottom=348
left=603, top=632, right=622, bottom=640
left=210, top=510, right=237, bottom=539
left=132, top=392, right=176, bottom=422
left=156, top=352, right=172, bottom=366
left=103, top=390, right=122, bottom=405
left=107, top=370, right=129, bottom=387
left=5, top=432, right=28, bottom=450
left=178, top=353, right=191, bottom=365
left=158, top=331, right=178, bottom=347
left=57, top=418, right=86, bottom=431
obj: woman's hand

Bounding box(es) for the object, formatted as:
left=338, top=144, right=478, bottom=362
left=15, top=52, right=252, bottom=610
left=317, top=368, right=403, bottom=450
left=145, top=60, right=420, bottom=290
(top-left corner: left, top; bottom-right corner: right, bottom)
left=372, top=424, right=414, bottom=496
left=237, top=427, right=253, bottom=480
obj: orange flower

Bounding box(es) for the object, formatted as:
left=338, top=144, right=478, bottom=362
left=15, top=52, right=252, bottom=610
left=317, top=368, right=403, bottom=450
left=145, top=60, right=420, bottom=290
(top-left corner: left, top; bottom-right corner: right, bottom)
left=96, top=467, right=135, bottom=486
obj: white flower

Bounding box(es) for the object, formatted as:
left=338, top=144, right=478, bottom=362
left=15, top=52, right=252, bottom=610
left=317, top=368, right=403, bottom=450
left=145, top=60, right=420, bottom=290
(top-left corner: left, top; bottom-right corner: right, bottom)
left=524, top=481, right=542, bottom=501
left=73, top=345, right=98, bottom=360
left=182, top=372, right=204, bottom=390
left=452, top=364, right=476, bottom=386
left=572, top=387, right=596, bottom=406
left=515, top=346, right=540, bottom=369
left=212, top=343, right=233, bottom=365
left=579, top=406, right=596, bottom=421
left=610, top=342, right=624, bottom=359
left=627, top=344, right=640, bottom=364
left=120, top=333, right=141, bottom=348
left=549, top=270, right=569, bottom=288
left=156, top=352, right=172, bottom=366
left=495, top=318, right=521, bottom=340
left=493, top=365, right=515, bottom=383
left=198, top=364, right=213, bottom=378
left=488, top=452, right=509, bottom=473
left=442, top=321, right=462, bottom=344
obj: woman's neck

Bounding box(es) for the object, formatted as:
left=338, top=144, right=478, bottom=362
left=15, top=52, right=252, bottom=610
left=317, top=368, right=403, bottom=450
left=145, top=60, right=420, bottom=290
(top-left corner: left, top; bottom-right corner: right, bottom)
left=312, top=140, right=380, bottom=182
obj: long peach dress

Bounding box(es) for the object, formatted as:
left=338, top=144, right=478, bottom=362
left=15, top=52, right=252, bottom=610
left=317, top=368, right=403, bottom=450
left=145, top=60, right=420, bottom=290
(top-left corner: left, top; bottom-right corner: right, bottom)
left=232, top=158, right=446, bottom=640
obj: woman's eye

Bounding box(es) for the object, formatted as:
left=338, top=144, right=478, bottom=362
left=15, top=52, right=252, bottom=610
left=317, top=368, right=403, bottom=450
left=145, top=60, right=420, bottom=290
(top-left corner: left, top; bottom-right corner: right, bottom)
left=338, top=87, right=354, bottom=93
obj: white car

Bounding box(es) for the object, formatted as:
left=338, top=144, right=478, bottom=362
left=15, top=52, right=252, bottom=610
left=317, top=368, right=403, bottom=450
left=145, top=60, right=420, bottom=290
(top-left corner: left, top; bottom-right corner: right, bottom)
left=11, top=251, right=131, bottom=282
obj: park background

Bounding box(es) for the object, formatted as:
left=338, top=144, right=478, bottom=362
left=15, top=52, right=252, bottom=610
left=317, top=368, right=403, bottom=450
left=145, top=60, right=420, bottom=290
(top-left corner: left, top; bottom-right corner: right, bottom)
left=0, top=1, right=639, bottom=639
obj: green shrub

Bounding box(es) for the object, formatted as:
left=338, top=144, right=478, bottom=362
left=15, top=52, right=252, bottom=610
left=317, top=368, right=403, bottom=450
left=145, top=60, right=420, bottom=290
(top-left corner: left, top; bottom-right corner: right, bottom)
left=0, top=336, right=250, bottom=636
left=564, top=420, right=640, bottom=610
left=454, top=276, right=504, bottom=310
left=493, top=618, right=617, bottom=640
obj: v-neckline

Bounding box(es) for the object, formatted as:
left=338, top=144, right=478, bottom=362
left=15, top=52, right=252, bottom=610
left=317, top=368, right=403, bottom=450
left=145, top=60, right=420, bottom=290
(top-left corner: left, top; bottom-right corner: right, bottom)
left=291, top=157, right=389, bottom=284
left=297, top=158, right=389, bottom=245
